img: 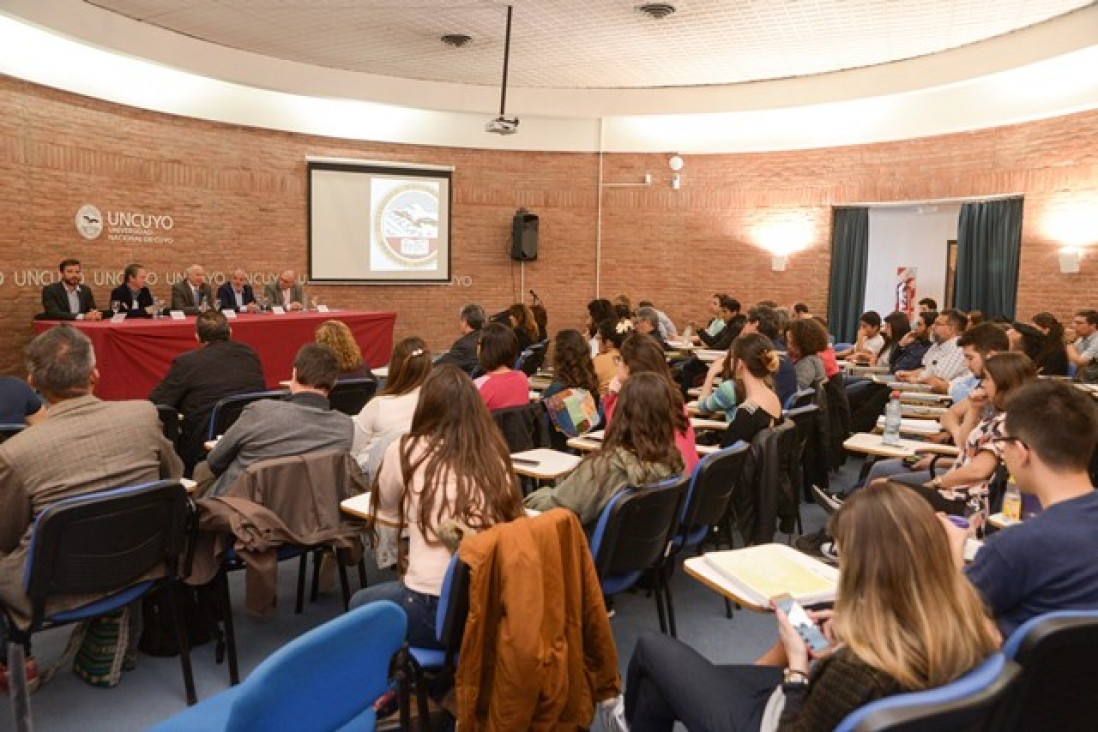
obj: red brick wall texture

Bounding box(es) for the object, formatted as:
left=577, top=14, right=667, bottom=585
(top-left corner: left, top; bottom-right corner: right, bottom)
left=2, top=74, right=1096, bottom=377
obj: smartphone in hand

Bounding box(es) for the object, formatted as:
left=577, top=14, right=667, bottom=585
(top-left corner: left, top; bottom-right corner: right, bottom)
left=773, top=593, right=831, bottom=654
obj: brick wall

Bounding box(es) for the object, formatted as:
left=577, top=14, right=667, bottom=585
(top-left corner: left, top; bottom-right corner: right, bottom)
left=2, top=74, right=1096, bottom=377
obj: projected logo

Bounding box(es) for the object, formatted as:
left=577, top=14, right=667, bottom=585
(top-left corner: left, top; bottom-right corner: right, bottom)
left=75, top=204, right=103, bottom=240
left=374, top=183, right=440, bottom=268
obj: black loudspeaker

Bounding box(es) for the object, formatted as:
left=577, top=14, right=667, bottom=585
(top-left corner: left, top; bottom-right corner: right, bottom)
left=511, top=210, right=539, bottom=261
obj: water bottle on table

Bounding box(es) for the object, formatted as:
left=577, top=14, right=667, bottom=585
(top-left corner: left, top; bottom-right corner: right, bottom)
left=882, top=390, right=902, bottom=446
left=1001, top=476, right=1022, bottom=522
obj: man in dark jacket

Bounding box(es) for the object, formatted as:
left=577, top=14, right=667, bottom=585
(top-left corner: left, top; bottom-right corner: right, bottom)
left=40, top=258, right=102, bottom=321
left=435, top=303, right=485, bottom=374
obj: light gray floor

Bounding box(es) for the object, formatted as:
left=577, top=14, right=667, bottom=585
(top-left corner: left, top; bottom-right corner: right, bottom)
left=4, top=465, right=853, bottom=731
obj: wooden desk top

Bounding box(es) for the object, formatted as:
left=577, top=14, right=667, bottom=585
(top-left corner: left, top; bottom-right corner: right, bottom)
left=874, top=417, right=943, bottom=436
left=843, top=432, right=960, bottom=458
left=510, top=448, right=582, bottom=480
left=684, top=544, right=838, bottom=613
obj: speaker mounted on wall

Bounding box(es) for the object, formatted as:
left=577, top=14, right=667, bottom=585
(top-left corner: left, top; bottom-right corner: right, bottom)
left=511, top=209, right=539, bottom=261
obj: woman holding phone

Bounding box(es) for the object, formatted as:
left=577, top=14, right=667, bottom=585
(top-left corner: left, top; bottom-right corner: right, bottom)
left=616, top=481, right=999, bottom=731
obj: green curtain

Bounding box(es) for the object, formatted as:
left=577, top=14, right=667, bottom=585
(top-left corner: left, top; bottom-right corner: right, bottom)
left=827, top=207, right=869, bottom=343
left=953, top=197, right=1023, bottom=319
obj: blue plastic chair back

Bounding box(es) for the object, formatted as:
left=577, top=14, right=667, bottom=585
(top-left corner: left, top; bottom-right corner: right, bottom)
left=783, top=386, right=816, bottom=411
left=676, top=441, right=749, bottom=549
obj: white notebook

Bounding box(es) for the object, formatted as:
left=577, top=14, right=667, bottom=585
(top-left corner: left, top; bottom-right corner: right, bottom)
left=703, top=543, right=839, bottom=607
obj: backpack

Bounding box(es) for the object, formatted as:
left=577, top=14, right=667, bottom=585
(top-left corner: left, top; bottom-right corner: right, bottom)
left=542, top=388, right=600, bottom=439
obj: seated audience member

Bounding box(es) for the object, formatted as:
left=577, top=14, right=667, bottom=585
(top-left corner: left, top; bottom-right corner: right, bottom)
left=593, top=319, right=628, bottom=396
left=614, top=293, right=634, bottom=317
left=1066, top=309, right=1098, bottom=382
left=543, top=329, right=600, bottom=403
left=846, top=312, right=934, bottom=432
left=944, top=380, right=1098, bottom=636
left=792, top=302, right=812, bottom=319
left=689, top=293, right=729, bottom=343
left=263, top=269, right=305, bottom=311
left=109, top=262, right=155, bottom=318
left=434, top=303, right=484, bottom=375
left=638, top=299, right=678, bottom=341
left=508, top=303, right=540, bottom=353
left=149, top=311, right=266, bottom=476
left=348, top=364, right=524, bottom=648
left=948, top=322, right=1011, bottom=404
left=0, top=376, right=46, bottom=425
left=741, top=304, right=798, bottom=405
left=695, top=346, right=738, bottom=420
left=605, top=334, right=698, bottom=473
left=918, top=297, right=938, bottom=312
left=634, top=307, right=673, bottom=351
left=473, top=322, right=530, bottom=410
left=531, top=302, right=549, bottom=342
left=170, top=264, right=213, bottom=315
left=622, top=480, right=998, bottom=732
left=811, top=316, right=842, bottom=379
left=786, top=318, right=829, bottom=392
left=197, top=343, right=356, bottom=497
left=895, top=308, right=969, bottom=393
left=40, top=258, right=101, bottom=321
left=678, top=296, right=745, bottom=397
left=216, top=268, right=258, bottom=313
left=315, top=319, right=374, bottom=381
left=865, top=352, right=1036, bottom=514
left=835, top=310, right=884, bottom=363
left=967, top=309, right=985, bottom=329
left=526, top=372, right=683, bottom=526
left=1026, top=311, right=1068, bottom=375
left=586, top=298, right=616, bottom=356
left=352, top=337, right=431, bottom=480
left=0, top=326, right=182, bottom=635
left=718, top=333, right=783, bottom=448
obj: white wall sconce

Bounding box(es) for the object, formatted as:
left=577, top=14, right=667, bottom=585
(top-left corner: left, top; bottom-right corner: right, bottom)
left=1059, top=247, right=1082, bottom=274
left=668, top=154, right=683, bottom=190
left=771, top=255, right=788, bottom=272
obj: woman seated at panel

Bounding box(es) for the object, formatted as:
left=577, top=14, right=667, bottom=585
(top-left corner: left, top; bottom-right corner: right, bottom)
left=315, top=319, right=375, bottom=381
left=351, top=337, right=431, bottom=481
left=786, top=318, right=829, bottom=393
left=862, top=352, right=1037, bottom=514
left=715, top=333, right=784, bottom=449
left=605, top=333, right=698, bottom=473
left=474, top=322, right=530, bottom=410
left=349, top=365, right=524, bottom=648
left=525, top=372, right=683, bottom=527
left=620, top=481, right=999, bottom=731
left=508, top=303, right=540, bottom=353
left=593, top=318, right=629, bottom=396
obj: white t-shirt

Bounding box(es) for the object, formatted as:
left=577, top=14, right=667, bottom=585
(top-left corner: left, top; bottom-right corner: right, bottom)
left=861, top=333, right=885, bottom=357
left=352, top=387, right=421, bottom=478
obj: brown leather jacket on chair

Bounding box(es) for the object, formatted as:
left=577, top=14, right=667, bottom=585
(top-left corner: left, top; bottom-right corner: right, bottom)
left=455, top=508, right=621, bottom=730
left=187, top=449, right=366, bottom=617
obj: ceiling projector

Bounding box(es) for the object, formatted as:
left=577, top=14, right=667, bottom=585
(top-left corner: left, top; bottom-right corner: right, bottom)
left=485, top=116, right=519, bottom=135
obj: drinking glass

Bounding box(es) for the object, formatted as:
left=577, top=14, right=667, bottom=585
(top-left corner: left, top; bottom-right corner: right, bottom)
left=110, top=300, right=120, bottom=316
left=310, top=296, right=320, bottom=311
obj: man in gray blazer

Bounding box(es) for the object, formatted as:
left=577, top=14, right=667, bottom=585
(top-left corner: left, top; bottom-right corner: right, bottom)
left=0, top=326, right=182, bottom=627
left=263, top=269, right=306, bottom=311
left=200, top=343, right=356, bottom=497
left=170, top=264, right=214, bottom=315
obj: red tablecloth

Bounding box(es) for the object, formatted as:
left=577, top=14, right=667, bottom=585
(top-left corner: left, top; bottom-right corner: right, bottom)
left=33, top=311, right=396, bottom=400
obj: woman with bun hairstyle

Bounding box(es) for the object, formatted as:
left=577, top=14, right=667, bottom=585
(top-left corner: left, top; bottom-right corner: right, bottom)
left=593, top=318, right=629, bottom=396
left=719, top=333, right=783, bottom=448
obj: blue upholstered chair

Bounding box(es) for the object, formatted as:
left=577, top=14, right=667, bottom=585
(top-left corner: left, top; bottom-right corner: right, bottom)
left=150, top=600, right=406, bottom=732
left=833, top=653, right=1020, bottom=732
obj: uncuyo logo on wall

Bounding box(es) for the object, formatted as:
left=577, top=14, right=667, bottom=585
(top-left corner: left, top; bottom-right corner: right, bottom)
left=75, top=204, right=103, bottom=240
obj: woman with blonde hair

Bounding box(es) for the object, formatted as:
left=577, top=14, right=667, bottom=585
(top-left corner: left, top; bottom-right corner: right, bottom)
left=315, top=319, right=373, bottom=380
left=352, top=336, right=432, bottom=479
left=621, top=480, right=999, bottom=731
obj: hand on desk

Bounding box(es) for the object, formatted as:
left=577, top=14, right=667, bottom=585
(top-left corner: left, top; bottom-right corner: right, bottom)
left=84, top=309, right=103, bottom=322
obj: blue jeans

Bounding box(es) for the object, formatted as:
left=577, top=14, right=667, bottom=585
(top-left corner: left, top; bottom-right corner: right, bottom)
left=349, top=581, right=443, bottom=650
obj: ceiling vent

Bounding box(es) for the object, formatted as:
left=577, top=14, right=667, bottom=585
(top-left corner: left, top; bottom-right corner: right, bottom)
left=440, top=34, right=472, bottom=48
left=636, top=3, right=677, bottom=20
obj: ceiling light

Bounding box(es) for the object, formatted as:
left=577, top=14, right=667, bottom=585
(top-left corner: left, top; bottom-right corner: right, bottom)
left=636, top=3, right=677, bottom=20
left=440, top=34, right=472, bottom=48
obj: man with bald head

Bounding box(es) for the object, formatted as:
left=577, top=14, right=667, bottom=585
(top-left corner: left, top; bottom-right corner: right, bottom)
left=170, top=264, right=213, bottom=315
left=263, top=270, right=305, bottom=311
left=217, top=268, right=258, bottom=313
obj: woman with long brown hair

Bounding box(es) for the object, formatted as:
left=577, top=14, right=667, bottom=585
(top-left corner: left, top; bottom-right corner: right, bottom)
left=622, top=480, right=999, bottom=731
left=348, top=364, right=524, bottom=648
left=525, top=372, right=683, bottom=526
left=544, top=328, right=600, bottom=399
left=352, top=336, right=432, bottom=479
left=508, top=302, right=539, bottom=352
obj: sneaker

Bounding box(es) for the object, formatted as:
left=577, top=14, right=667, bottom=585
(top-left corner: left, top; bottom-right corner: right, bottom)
left=793, top=528, right=830, bottom=558
left=819, top=541, right=840, bottom=566
left=597, top=695, right=630, bottom=732
left=811, top=485, right=845, bottom=515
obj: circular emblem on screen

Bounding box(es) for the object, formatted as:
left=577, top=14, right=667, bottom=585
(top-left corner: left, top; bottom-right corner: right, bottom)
left=75, top=204, right=104, bottom=240
left=373, top=184, right=440, bottom=268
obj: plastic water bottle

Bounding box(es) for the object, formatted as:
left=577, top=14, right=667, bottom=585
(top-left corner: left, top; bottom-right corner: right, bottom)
left=883, top=390, right=902, bottom=446
left=1001, top=476, right=1022, bottom=522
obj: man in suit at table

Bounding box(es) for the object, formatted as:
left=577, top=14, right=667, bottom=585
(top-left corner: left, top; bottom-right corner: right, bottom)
left=196, top=343, right=357, bottom=497
left=39, top=258, right=102, bottom=321
left=108, top=262, right=155, bottom=318
left=170, top=264, right=214, bottom=315
left=435, top=303, right=485, bottom=374
left=149, top=310, right=267, bottom=477
left=0, top=325, right=182, bottom=632
left=217, top=268, right=259, bottom=313
left=263, top=269, right=306, bottom=311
